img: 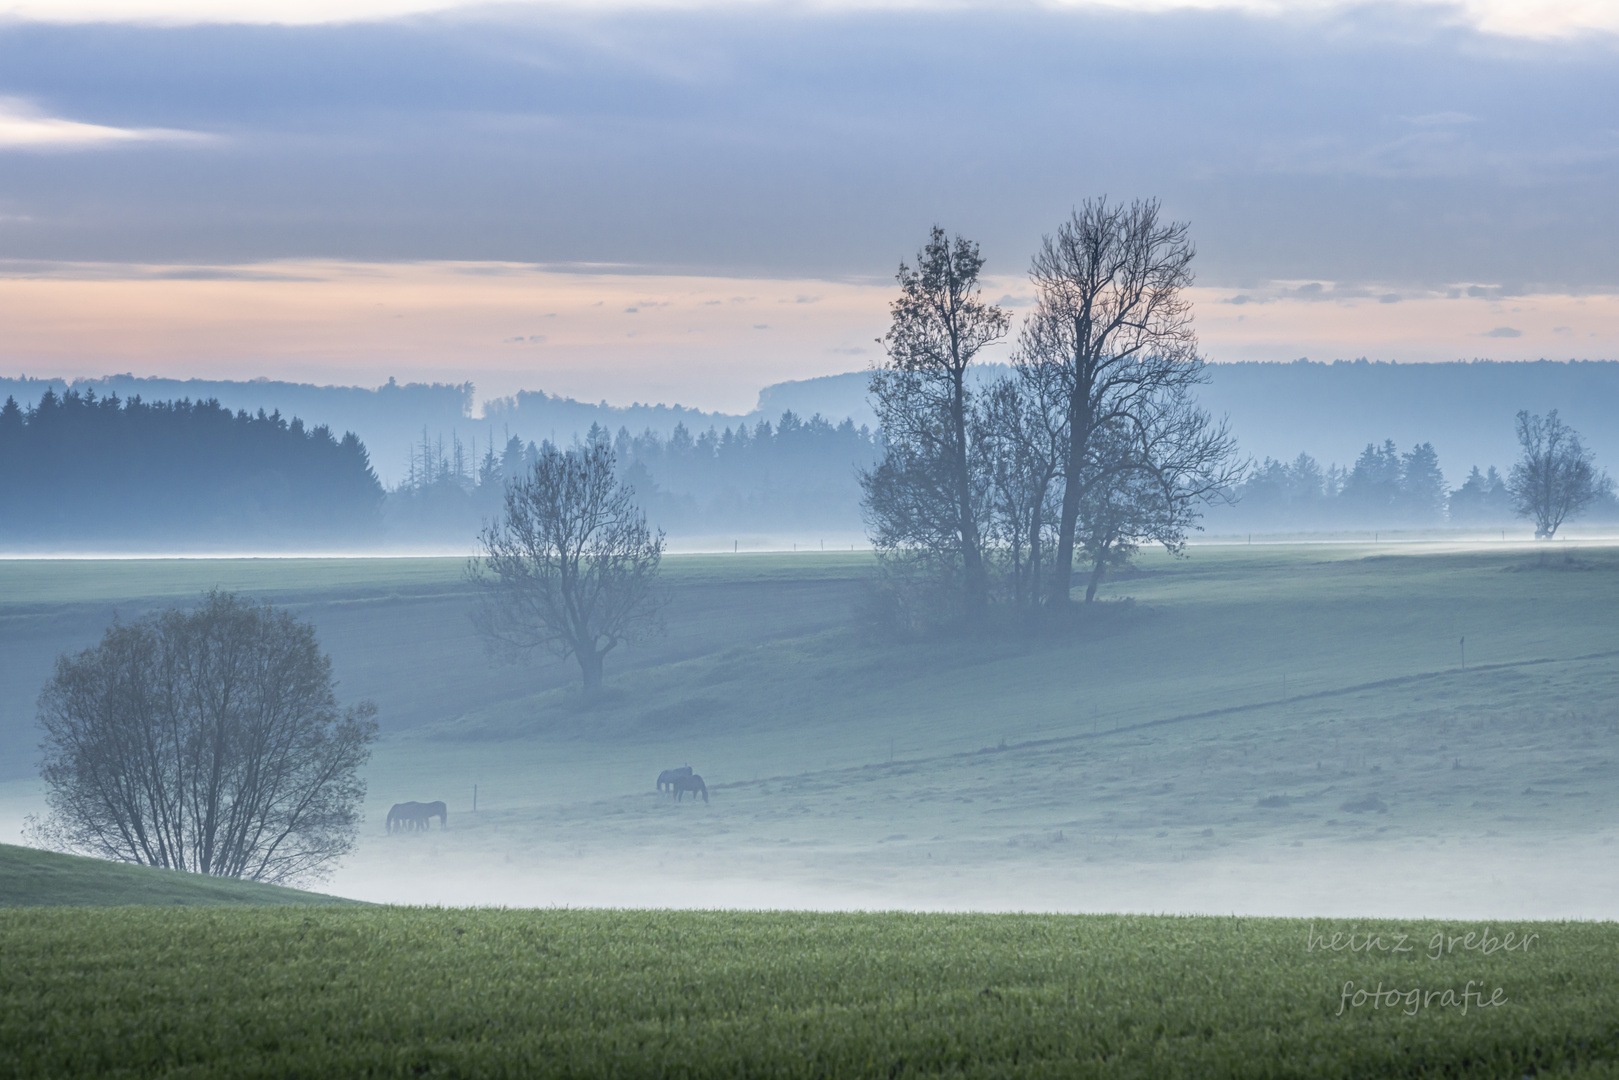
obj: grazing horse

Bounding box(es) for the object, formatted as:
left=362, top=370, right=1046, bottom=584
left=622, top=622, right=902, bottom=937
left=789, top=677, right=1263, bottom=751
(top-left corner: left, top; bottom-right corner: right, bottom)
left=670, top=774, right=708, bottom=803
left=387, top=800, right=448, bottom=833
left=657, top=765, right=693, bottom=794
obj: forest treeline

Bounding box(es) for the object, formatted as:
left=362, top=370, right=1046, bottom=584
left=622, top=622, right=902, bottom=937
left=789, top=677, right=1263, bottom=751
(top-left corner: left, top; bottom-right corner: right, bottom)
left=1214, top=443, right=1515, bottom=530
left=386, top=411, right=881, bottom=541
left=0, top=389, right=383, bottom=548
left=3, top=383, right=1605, bottom=552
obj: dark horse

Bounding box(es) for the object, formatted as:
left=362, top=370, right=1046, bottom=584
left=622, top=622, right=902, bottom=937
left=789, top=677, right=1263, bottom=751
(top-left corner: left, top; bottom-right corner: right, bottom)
left=657, top=765, right=693, bottom=794
left=387, top=800, right=448, bottom=834
left=670, top=774, right=708, bottom=803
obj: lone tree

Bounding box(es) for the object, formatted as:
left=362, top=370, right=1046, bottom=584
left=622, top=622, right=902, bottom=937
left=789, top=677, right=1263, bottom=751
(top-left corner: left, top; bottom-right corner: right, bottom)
left=1508, top=409, right=1612, bottom=539
left=468, top=440, right=665, bottom=696
left=1020, top=197, right=1205, bottom=605
left=862, top=227, right=1009, bottom=622
left=29, top=592, right=376, bottom=885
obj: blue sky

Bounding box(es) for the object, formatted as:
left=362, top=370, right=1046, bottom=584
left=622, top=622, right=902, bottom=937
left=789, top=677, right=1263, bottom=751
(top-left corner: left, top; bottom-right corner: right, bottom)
left=0, top=1, right=1615, bottom=406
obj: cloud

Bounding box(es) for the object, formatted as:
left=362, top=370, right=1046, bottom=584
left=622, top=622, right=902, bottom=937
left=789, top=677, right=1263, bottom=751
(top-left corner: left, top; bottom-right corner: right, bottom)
left=0, top=97, right=208, bottom=151
left=1481, top=326, right=1523, bottom=337
left=0, top=7, right=1614, bottom=290
left=1401, top=111, right=1478, bottom=127
left=10, top=1, right=1619, bottom=39
left=145, top=267, right=320, bottom=281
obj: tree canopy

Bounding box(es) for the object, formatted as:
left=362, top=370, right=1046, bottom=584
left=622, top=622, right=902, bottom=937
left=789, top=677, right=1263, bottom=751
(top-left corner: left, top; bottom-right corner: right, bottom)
left=29, top=592, right=377, bottom=885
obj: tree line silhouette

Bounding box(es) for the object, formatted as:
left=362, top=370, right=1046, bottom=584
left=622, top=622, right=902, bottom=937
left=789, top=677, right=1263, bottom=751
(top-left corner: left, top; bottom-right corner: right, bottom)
left=0, top=389, right=383, bottom=548
left=385, top=410, right=881, bottom=541
left=1214, top=433, right=1615, bottom=532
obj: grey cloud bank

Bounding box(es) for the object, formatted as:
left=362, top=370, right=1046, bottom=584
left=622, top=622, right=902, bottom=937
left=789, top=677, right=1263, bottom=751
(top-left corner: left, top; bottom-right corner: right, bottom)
left=0, top=4, right=1614, bottom=290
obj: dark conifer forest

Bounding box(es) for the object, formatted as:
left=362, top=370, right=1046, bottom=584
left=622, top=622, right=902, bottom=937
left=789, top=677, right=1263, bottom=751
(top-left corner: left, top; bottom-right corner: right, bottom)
left=0, top=389, right=383, bottom=549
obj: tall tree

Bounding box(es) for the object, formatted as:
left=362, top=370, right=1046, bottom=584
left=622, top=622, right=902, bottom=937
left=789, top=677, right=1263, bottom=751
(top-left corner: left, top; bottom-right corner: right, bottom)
left=468, top=442, right=665, bottom=696
left=1020, top=198, right=1202, bottom=604
left=1508, top=409, right=1611, bottom=539
left=1399, top=442, right=1446, bottom=523
left=862, top=227, right=1009, bottom=619
left=30, top=592, right=376, bottom=885
left=1449, top=465, right=1513, bottom=525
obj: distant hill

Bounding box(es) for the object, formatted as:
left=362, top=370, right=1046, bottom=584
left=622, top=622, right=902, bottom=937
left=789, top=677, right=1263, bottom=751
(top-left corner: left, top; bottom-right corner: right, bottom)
left=1196, top=359, right=1619, bottom=482
left=725, top=360, right=1619, bottom=484
left=0, top=843, right=361, bottom=907
left=8, top=359, right=1618, bottom=544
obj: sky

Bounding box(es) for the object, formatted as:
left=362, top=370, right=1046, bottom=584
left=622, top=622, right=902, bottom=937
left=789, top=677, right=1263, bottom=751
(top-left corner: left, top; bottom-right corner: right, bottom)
left=0, top=0, right=1616, bottom=411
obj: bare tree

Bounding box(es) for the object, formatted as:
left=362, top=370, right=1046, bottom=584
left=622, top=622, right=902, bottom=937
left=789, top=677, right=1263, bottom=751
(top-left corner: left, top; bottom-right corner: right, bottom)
left=862, top=227, right=1009, bottom=621
left=977, top=371, right=1065, bottom=608
left=468, top=441, right=665, bottom=696
left=1072, top=393, right=1241, bottom=602
left=1021, top=197, right=1204, bottom=604
left=28, top=592, right=376, bottom=885
left=1508, top=409, right=1612, bottom=539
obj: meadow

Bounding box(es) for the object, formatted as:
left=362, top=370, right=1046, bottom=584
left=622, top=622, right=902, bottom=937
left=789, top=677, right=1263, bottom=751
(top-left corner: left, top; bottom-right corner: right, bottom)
left=4, top=903, right=1618, bottom=1078
left=4, top=542, right=1619, bottom=911
left=0, top=842, right=358, bottom=908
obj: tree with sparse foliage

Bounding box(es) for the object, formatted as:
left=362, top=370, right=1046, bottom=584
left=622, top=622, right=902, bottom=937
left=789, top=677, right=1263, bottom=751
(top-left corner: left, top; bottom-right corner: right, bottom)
left=862, top=227, right=1009, bottom=622
left=977, top=372, right=1065, bottom=608
left=468, top=441, right=666, bottom=696
left=1069, top=392, right=1241, bottom=603
left=1508, top=409, right=1611, bottom=539
left=1018, top=198, right=1207, bottom=604
left=28, top=592, right=377, bottom=885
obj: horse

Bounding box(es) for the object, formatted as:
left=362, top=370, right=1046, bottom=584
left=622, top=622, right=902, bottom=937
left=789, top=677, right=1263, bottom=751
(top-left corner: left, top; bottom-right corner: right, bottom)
left=387, top=800, right=448, bottom=833
left=670, top=773, right=708, bottom=803
left=657, top=765, right=693, bottom=794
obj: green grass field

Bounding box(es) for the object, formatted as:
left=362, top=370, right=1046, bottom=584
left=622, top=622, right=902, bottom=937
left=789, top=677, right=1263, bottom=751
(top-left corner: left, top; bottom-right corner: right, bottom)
left=0, top=843, right=358, bottom=908
left=3, top=906, right=1616, bottom=1078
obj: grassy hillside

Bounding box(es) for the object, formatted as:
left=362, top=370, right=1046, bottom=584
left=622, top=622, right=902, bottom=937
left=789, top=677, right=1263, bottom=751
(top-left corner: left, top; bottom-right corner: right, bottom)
left=0, top=842, right=359, bottom=907
left=335, top=541, right=1619, bottom=913
left=5, top=543, right=1617, bottom=914
left=0, top=552, right=870, bottom=780
left=3, top=907, right=1615, bottom=1078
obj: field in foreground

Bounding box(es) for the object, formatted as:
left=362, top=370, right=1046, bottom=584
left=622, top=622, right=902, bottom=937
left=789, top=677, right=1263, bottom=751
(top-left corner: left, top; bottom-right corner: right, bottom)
left=2, top=907, right=1615, bottom=1079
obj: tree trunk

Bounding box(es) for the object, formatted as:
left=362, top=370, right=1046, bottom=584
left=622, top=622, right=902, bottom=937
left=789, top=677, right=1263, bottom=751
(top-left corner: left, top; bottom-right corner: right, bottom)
left=952, top=368, right=988, bottom=617
left=1050, top=384, right=1093, bottom=606
left=577, top=649, right=604, bottom=698
left=1026, top=501, right=1044, bottom=609
left=1084, top=559, right=1105, bottom=603
left=1050, top=435, right=1085, bottom=606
